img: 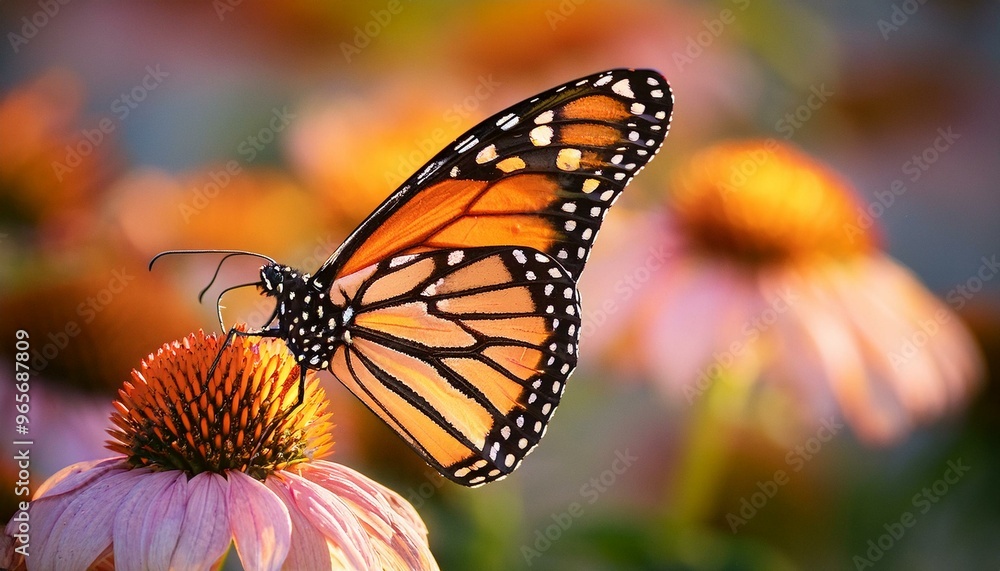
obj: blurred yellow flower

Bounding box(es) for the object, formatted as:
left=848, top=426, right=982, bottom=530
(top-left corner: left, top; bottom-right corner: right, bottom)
left=286, top=81, right=480, bottom=231
left=112, top=166, right=325, bottom=261
left=591, top=140, right=982, bottom=443
left=0, top=70, right=117, bottom=245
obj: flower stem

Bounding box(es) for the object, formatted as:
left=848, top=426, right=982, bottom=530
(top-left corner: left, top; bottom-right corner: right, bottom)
left=667, top=372, right=753, bottom=525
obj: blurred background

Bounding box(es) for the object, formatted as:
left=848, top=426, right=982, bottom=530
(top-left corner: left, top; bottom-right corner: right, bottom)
left=1, top=1, right=998, bottom=569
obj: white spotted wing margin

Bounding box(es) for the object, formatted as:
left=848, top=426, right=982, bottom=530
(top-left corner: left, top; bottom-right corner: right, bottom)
left=311, top=68, right=674, bottom=284
left=328, top=246, right=582, bottom=486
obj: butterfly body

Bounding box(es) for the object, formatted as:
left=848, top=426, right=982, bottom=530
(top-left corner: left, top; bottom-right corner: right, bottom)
left=168, top=69, right=673, bottom=486
left=259, top=264, right=344, bottom=371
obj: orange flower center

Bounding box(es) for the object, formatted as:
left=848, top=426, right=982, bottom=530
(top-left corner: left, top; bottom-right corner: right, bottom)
left=107, top=329, right=334, bottom=480
left=670, top=140, right=874, bottom=265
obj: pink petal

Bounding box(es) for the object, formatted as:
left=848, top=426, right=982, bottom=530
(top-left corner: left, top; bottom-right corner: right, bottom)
left=817, top=257, right=982, bottom=438
left=868, top=258, right=982, bottom=408
left=266, top=472, right=372, bottom=570
left=823, top=261, right=946, bottom=417
left=298, top=461, right=439, bottom=571
left=301, top=462, right=426, bottom=537
left=576, top=211, right=677, bottom=360
left=777, top=285, right=900, bottom=441
left=643, top=260, right=757, bottom=393
left=112, top=470, right=189, bottom=571
left=171, top=472, right=232, bottom=570
left=228, top=470, right=291, bottom=571
left=33, top=457, right=127, bottom=500
left=32, top=467, right=145, bottom=570
left=758, top=267, right=840, bottom=415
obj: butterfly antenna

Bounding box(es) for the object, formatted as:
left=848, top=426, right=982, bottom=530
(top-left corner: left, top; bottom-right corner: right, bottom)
left=148, top=249, right=277, bottom=272
left=214, top=281, right=264, bottom=332
left=198, top=252, right=251, bottom=303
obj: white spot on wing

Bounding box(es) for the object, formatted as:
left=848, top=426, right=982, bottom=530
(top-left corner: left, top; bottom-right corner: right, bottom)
left=476, top=144, right=498, bottom=164
left=534, top=110, right=554, bottom=125
left=389, top=254, right=417, bottom=268
left=612, top=78, right=635, bottom=98
left=529, top=125, right=553, bottom=146
left=455, top=135, right=478, bottom=153
left=500, top=115, right=520, bottom=130
left=496, top=112, right=516, bottom=127
left=556, top=148, right=582, bottom=171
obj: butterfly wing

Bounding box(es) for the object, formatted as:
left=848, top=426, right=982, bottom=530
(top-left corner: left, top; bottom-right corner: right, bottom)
left=327, top=246, right=581, bottom=486
left=313, top=68, right=673, bottom=286
left=306, top=68, right=672, bottom=485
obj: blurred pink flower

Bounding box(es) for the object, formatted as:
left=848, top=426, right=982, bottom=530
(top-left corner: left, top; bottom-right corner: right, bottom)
left=585, top=140, right=982, bottom=443
left=3, top=331, right=437, bottom=571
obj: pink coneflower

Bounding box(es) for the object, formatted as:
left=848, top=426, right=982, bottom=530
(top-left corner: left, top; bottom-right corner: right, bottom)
left=590, top=140, right=982, bottom=443
left=3, top=330, right=438, bottom=571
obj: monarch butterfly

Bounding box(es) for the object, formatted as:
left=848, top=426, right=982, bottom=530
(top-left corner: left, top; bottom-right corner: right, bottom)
left=154, top=68, right=673, bottom=486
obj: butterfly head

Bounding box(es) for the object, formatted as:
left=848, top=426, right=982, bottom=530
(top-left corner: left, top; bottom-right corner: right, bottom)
left=258, top=263, right=293, bottom=297
left=258, top=262, right=345, bottom=371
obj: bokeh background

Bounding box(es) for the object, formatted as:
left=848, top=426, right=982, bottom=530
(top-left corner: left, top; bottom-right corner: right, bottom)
left=1, top=1, right=998, bottom=569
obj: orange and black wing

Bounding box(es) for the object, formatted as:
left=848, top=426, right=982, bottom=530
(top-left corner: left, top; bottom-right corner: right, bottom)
left=327, top=246, right=581, bottom=486
left=313, top=68, right=673, bottom=285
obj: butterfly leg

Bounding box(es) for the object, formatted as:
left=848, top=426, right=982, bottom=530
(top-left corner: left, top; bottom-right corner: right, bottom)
left=206, top=326, right=281, bottom=383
